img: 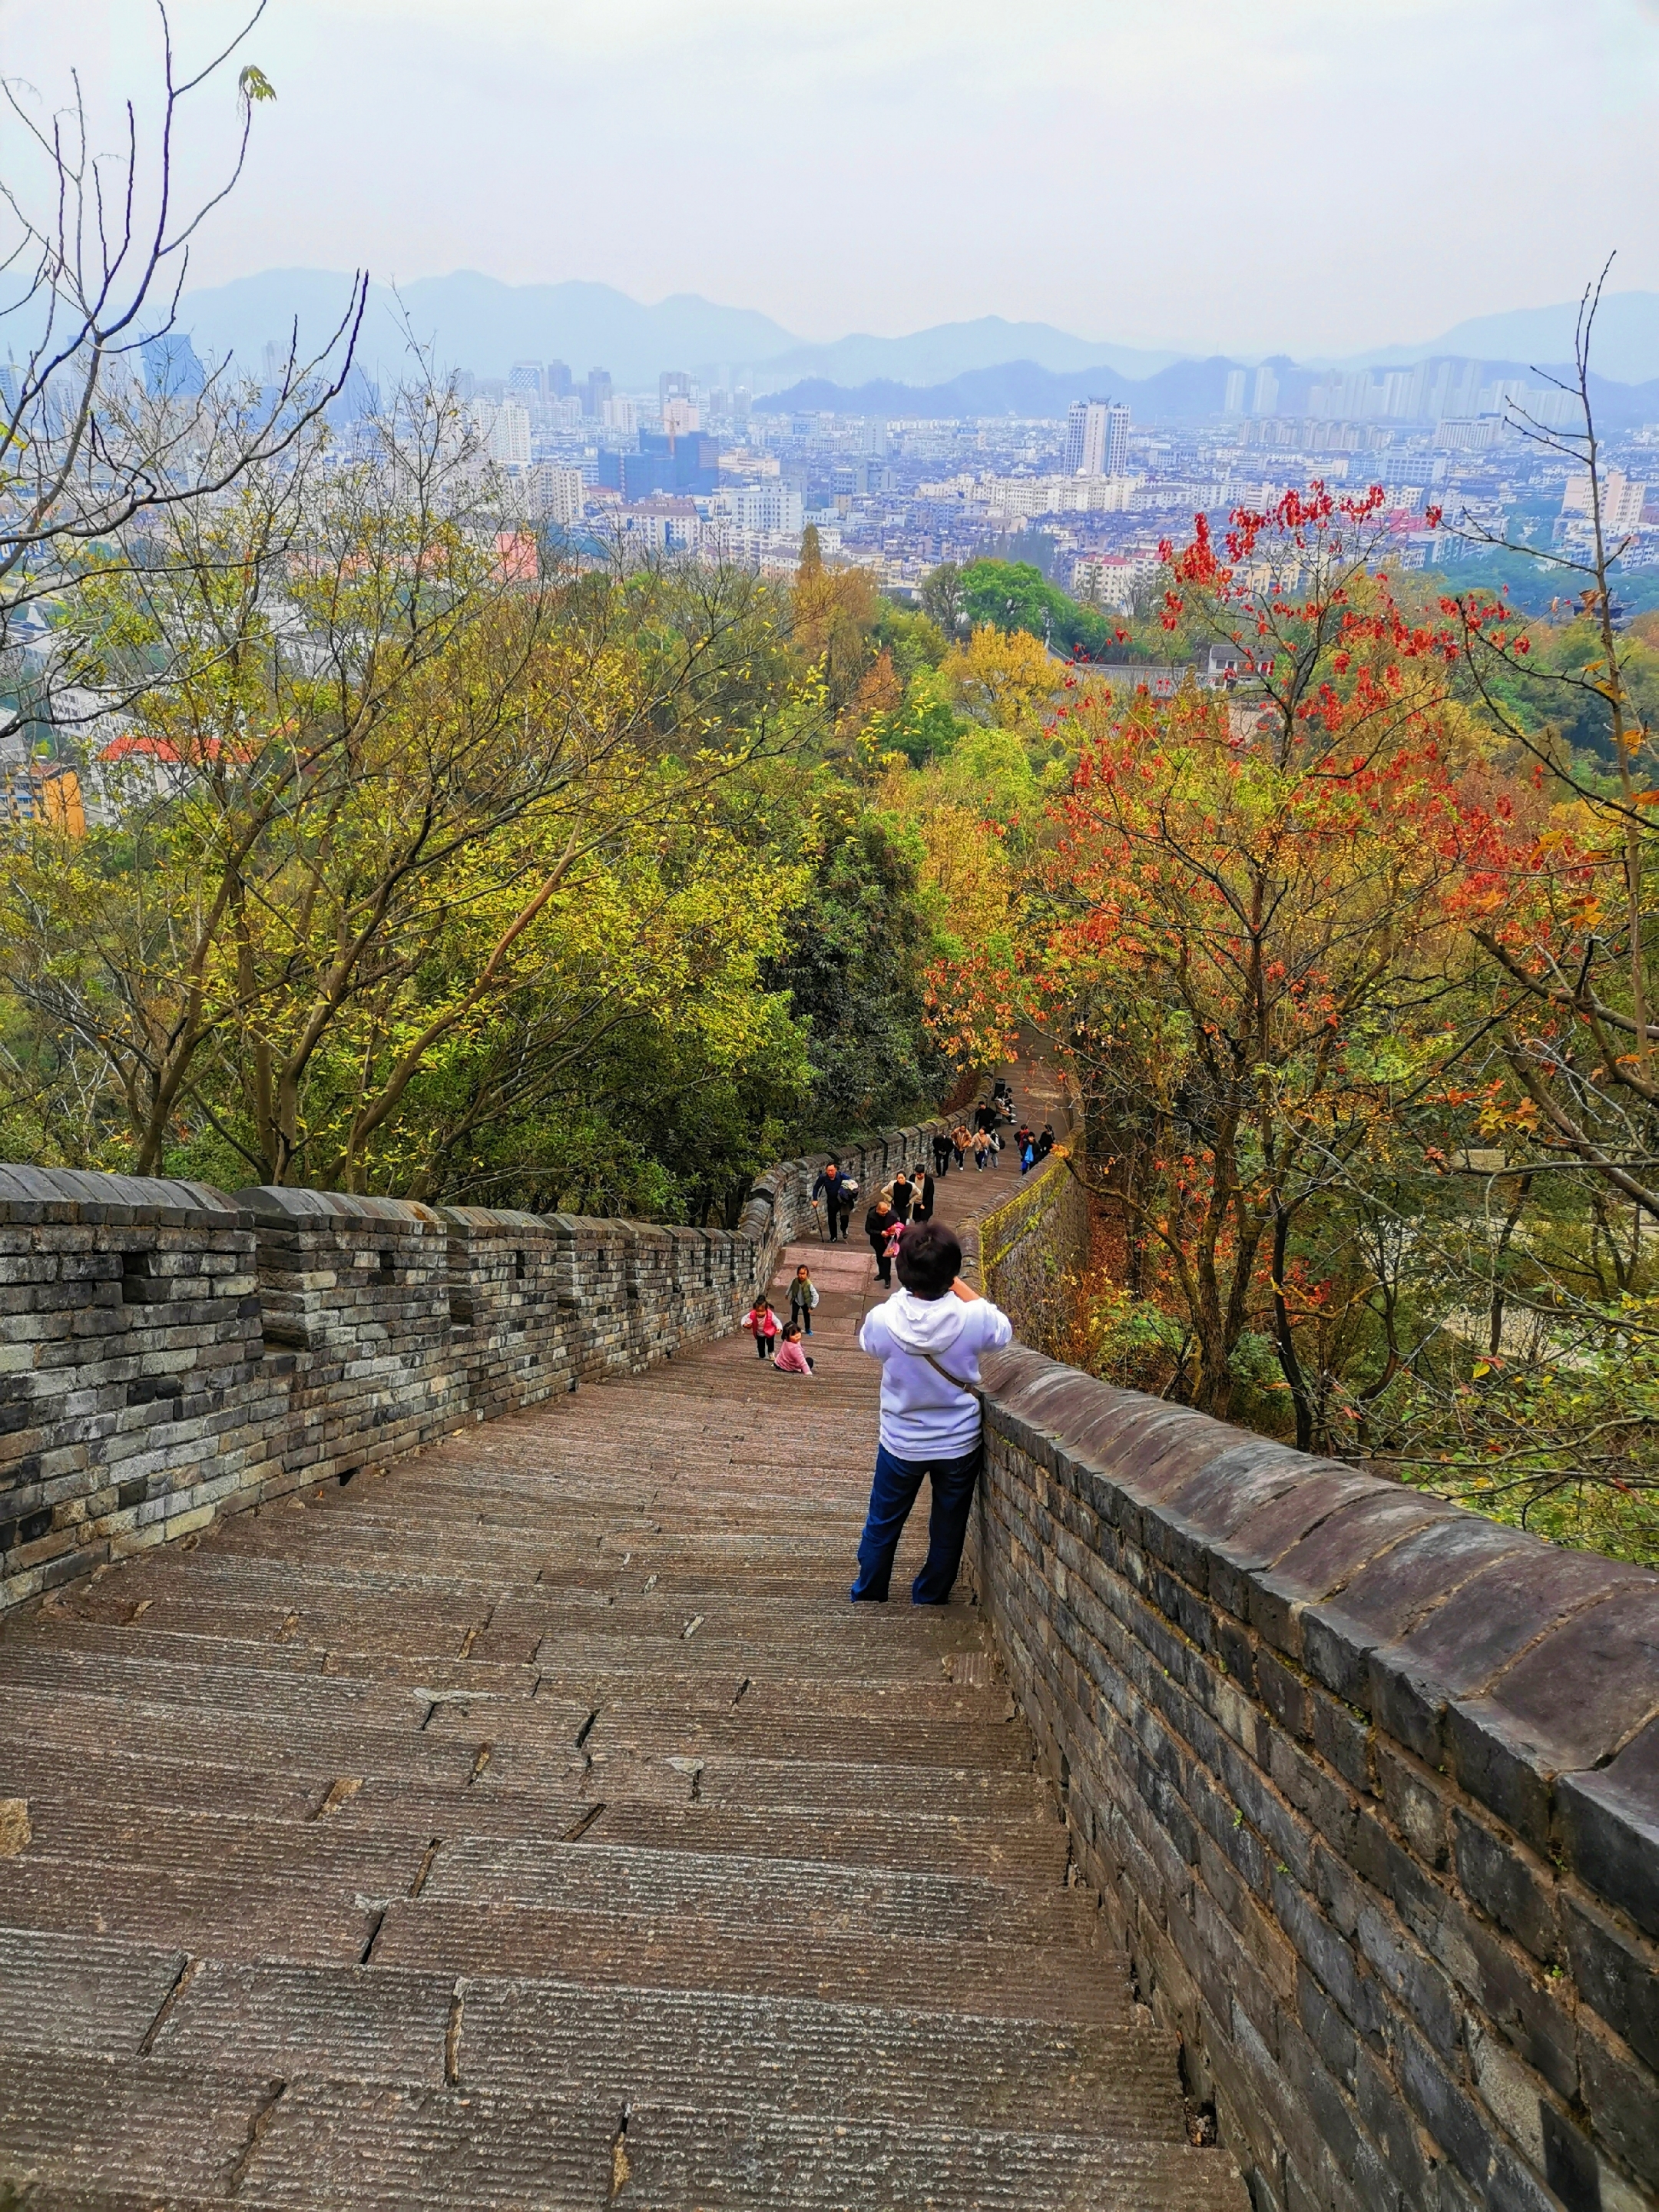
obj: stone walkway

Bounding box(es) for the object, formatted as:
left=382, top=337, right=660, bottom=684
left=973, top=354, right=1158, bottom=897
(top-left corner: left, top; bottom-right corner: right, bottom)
left=0, top=1088, right=1244, bottom=2208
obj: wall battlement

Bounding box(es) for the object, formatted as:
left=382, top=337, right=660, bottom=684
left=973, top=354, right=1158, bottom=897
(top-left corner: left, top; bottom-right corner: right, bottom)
left=0, top=1121, right=945, bottom=1611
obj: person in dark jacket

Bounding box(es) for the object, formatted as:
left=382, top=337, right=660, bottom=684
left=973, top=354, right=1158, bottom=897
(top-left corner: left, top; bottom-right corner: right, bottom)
left=889, top=1170, right=914, bottom=1223
left=932, top=1129, right=952, bottom=1178
left=1035, top=1124, right=1055, bottom=1160
left=865, top=1195, right=898, bottom=1286
left=912, top=1165, right=935, bottom=1220
left=811, top=1160, right=846, bottom=1240
left=972, top=1099, right=998, bottom=1135
left=837, top=1177, right=859, bottom=1238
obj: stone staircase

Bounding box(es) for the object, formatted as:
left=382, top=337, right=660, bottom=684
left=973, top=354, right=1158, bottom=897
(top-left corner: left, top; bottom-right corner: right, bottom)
left=0, top=1122, right=1246, bottom=2209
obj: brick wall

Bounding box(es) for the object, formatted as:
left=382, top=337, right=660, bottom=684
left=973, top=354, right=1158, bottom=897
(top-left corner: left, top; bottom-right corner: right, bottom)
left=0, top=1120, right=948, bottom=1611
left=978, top=1152, right=1089, bottom=1353
left=969, top=1346, right=1659, bottom=2212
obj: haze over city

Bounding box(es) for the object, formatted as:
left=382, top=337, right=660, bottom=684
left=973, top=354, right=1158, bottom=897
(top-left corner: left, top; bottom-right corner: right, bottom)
left=8, top=0, right=1659, bottom=357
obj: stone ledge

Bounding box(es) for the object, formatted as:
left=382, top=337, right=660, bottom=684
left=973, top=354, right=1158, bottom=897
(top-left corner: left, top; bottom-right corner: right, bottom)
left=977, top=1344, right=1659, bottom=1982
left=0, top=1167, right=242, bottom=1227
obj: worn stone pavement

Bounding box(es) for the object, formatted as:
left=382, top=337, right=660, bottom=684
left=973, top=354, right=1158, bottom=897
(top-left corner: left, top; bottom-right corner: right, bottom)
left=0, top=1078, right=1245, bottom=2210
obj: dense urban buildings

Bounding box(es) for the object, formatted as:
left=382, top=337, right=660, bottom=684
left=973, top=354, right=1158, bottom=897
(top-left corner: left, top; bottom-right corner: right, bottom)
left=439, top=348, right=1657, bottom=604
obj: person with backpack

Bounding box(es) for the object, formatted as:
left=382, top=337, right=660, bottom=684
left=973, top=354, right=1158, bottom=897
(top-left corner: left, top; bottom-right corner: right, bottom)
left=788, top=1263, right=820, bottom=1337
left=742, top=1296, right=781, bottom=1360
left=836, top=1176, right=859, bottom=1240
left=851, top=1219, right=1013, bottom=1605
left=810, top=1159, right=846, bottom=1241
left=772, top=1323, right=816, bottom=1376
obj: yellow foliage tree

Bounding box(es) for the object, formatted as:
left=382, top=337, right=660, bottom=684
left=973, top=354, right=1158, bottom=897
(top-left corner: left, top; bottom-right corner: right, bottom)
left=942, top=624, right=1057, bottom=730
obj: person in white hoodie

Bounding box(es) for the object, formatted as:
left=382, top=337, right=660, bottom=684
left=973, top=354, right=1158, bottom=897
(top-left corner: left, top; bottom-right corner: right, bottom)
left=851, top=1218, right=1013, bottom=1604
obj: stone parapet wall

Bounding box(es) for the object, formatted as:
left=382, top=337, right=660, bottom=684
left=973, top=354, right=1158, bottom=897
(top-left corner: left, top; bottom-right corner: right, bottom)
left=0, top=1118, right=947, bottom=1611
left=970, top=1346, right=1659, bottom=2212
left=978, top=1152, right=1090, bottom=1353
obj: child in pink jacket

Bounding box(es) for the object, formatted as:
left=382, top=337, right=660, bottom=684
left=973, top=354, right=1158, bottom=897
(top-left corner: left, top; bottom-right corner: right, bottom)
left=742, top=1299, right=781, bottom=1359
left=772, top=1324, right=815, bottom=1376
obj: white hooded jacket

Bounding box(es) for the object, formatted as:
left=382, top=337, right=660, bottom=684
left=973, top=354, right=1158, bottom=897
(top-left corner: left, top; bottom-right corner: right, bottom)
left=858, top=1287, right=1014, bottom=1459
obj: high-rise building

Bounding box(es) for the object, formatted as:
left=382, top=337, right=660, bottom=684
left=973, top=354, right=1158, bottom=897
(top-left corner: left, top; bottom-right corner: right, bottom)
left=261, top=338, right=286, bottom=387
left=546, top=360, right=572, bottom=399
left=0, top=362, right=23, bottom=416
left=1224, top=370, right=1247, bottom=416
left=1065, top=399, right=1104, bottom=473
left=140, top=333, right=205, bottom=399
left=532, top=464, right=586, bottom=529
left=583, top=368, right=613, bottom=417
left=661, top=394, right=700, bottom=439
left=1250, top=365, right=1279, bottom=416
left=488, top=401, right=531, bottom=468
left=1103, top=401, right=1130, bottom=475
left=1563, top=469, right=1646, bottom=533
left=730, top=482, right=804, bottom=535
left=509, top=361, right=544, bottom=400
left=660, top=370, right=692, bottom=406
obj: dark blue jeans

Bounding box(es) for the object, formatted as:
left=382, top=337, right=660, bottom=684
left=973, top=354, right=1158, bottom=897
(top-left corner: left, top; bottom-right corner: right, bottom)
left=851, top=1442, right=980, bottom=1604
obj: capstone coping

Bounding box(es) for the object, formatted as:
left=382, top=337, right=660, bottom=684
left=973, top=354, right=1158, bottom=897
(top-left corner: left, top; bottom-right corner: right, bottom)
left=234, top=1185, right=445, bottom=1228
left=0, top=1164, right=240, bottom=1224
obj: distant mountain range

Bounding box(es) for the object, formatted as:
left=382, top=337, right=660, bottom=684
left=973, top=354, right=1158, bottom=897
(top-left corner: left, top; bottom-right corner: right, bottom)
left=169, top=270, right=1659, bottom=410
left=177, top=271, right=797, bottom=389
left=1359, top=292, right=1659, bottom=386
left=759, top=357, right=1659, bottom=432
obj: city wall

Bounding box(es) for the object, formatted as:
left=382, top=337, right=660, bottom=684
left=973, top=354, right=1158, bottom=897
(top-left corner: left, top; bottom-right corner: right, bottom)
left=972, top=1128, right=1090, bottom=1353
left=0, top=1121, right=945, bottom=1613
left=969, top=1346, right=1659, bottom=2210
left=5, top=1108, right=1656, bottom=2208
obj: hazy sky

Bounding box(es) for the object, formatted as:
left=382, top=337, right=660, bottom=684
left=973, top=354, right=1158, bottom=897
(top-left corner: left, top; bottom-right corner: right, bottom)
left=8, top=0, right=1659, bottom=352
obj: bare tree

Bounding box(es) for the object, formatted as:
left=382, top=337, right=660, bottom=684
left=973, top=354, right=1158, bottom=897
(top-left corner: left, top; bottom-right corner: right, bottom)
left=0, top=2, right=365, bottom=758
left=1440, top=259, right=1659, bottom=1218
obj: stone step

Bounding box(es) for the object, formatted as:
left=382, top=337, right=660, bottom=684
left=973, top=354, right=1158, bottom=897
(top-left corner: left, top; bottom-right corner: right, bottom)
left=541, top=1749, right=1052, bottom=1817
left=574, top=1707, right=1028, bottom=1769
left=370, top=1899, right=1129, bottom=2024
left=419, top=1838, right=1098, bottom=1946
left=578, top=1800, right=1069, bottom=1884
left=135, top=1959, right=1184, bottom=2134
left=13, top=1785, right=1063, bottom=1888
left=0, top=2055, right=1246, bottom=2211
left=604, top=2102, right=1248, bottom=2212
left=0, top=1861, right=382, bottom=1965
left=0, top=1702, right=490, bottom=1790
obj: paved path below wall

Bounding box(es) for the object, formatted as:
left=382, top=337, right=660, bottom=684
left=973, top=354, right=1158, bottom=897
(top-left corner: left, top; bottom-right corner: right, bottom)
left=0, top=1085, right=1244, bottom=2210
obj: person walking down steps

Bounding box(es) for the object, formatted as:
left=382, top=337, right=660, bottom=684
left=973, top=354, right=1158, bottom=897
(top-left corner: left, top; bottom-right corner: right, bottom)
left=743, top=1296, right=781, bottom=1360
left=851, top=1220, right=1013, bottom=1605
left=811, top=1158, right=846, bottom=1241
left=789, top=1263, right=820, bottom=1336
